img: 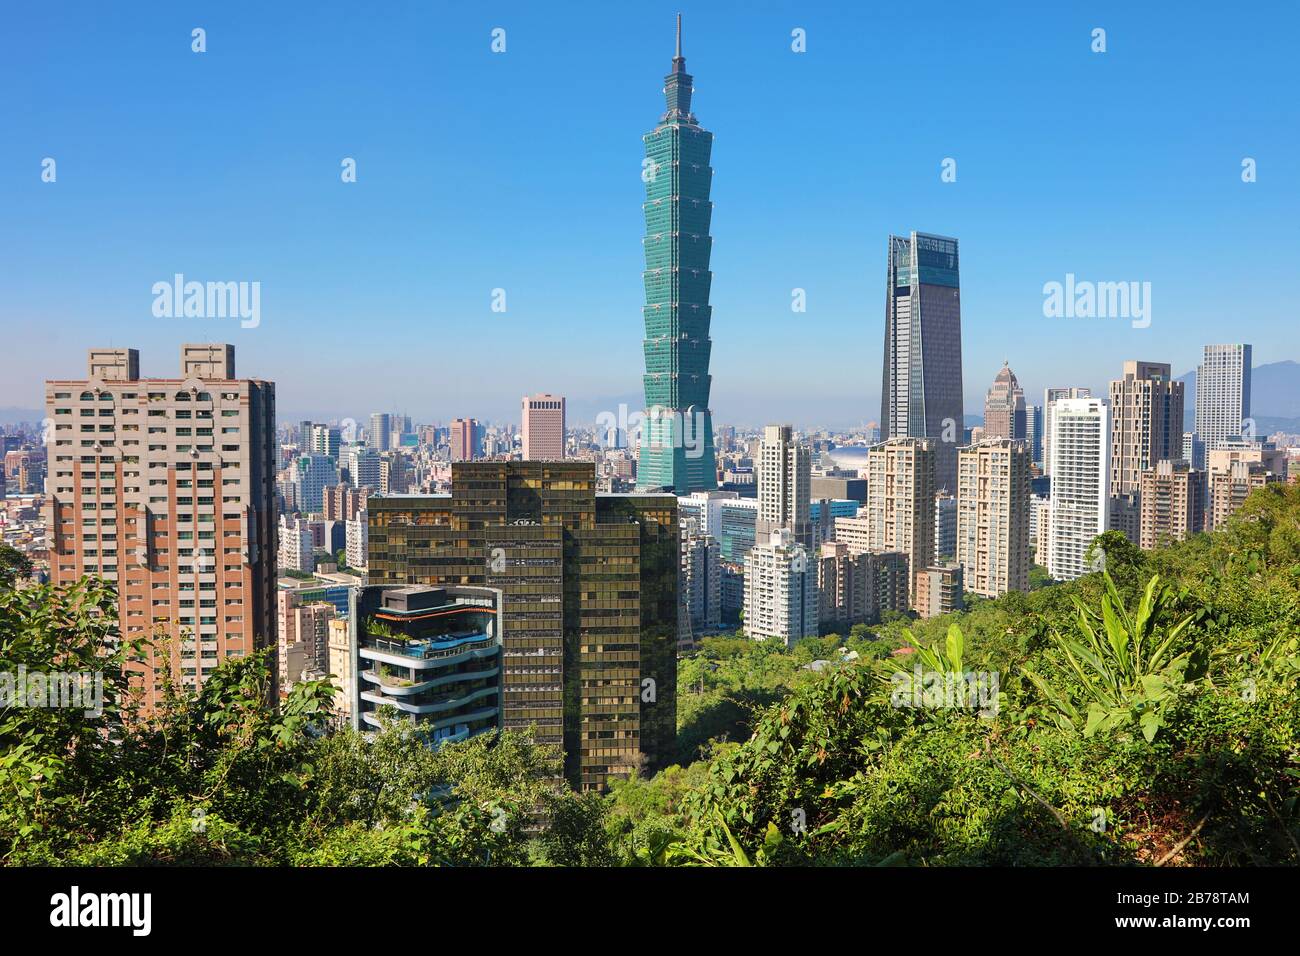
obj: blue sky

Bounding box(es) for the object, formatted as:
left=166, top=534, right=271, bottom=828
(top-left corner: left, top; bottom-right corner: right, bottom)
left=3, top=0, right=1297, bottom=429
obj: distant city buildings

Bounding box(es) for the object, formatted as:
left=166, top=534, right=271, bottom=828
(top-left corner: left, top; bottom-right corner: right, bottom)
left=816, top=542, right=909, bottom=631
left=956, top=438, right=1031, bottom=597
left=1206, top=441, right=1287, bottom=530
left=1042, top=387, right=1092, bottom=478
left=279, top=514, right=316, bottom=573
left=680, top=519, right=722, bottom=634
left=811, top=473, right=867, bottom=505
left=521, top=393, right=566, bottom=460
left=914, top=563, right=965, bottom=620
left=292, top=454, right=338, bottom=514
left=449, top=418, right=480, bottom=462
left=322, top=484, right=369, bottom=522
left=983, top=361, right=1026, bottom=441
left=743, top=528, right=817, bottom=646
left=311, top=423, right=341, bottom=461
left=348, top=446, right=381, bottom=490
left=368, top=412, right=391, bottom=452
left=1046, top=397, right=1110, bottom=581
left=1031, top=494, right=1051, bottom=567
left=344, top=516, right=368, bottom=571
left=756, top=425, right=813, bottom=548
left=277, top=589, right=334, bottom=691
left=862, top=437, right=937, bottom=608
left=934, top=491, right=957, bottom=561
left=1139, top=459, right=1205, bottom=549
left=1195, top=344, right=1252, bottom=451
left=1106, top=360, right=1184, bottom=545
left=1026, top=404, right=1044, bottom=469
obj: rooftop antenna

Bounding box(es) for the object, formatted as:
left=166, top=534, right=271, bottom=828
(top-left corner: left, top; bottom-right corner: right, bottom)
left=676, top=13, right=682, bottom=59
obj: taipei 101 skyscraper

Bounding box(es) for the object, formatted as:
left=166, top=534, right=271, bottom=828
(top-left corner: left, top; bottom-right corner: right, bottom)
left=637, top=15, right=718, bottom=493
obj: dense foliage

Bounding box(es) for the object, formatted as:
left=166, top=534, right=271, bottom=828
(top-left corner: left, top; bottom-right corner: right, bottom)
left=2, top=486, right=1297, bottom=865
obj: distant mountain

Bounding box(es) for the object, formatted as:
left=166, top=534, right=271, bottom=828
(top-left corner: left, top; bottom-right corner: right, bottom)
left=1180, top=360, right=1300, bottom=433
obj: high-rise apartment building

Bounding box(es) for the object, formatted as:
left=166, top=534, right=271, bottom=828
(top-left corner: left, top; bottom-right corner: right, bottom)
left=368, top=413, right=391, bottom=453
left=44, top=345, right=277, bottom=708
left=637, top=17, right=718, bottom=493
left=311, top=423, right=341, bottom=461
left=934, top=491, right=957, bottom=560
left=1205, top=441, right=1286, bottom=530
left=1195, top=344, right=1252, bottom=451
left=755, top=425, right=813, bottom=548
left=279, top=514, right=316, bottom=573
left=1026, top=404, right=1043, bottom=468
left=1031, top=494, right=1051, bottom=566
left=327, top=617, right=353, bottom=725
left=1042, top=387, right=1092, bottom=477
left=956, top=438, right=1031, bottom=597
left=322, top=484, right=369, bottom=522
left=367, top=462, right=677, bottom=791
left=344, top=516, right=368, bottom=571
left=816, top=543, right=909, bottom=631
left=743, top=529, right=818, bottom=646
left=1046, top=397, right=1110, bottom=581
left=880, top=232, right=963, bottom=492
left=1108, top=361, right=1184, bottom=498
left=1139, top=460, right=1205, bottom=549
left=861, top=438, right=936, bottom=607
left=680, top=522, right=722, bottom=633
left=292, top=454, right=338, bottom=514
left=449, top=418, right=479, bottom=462
left=521, top=393, right=566, bottom=461
left=379, top=452, right=410, bottom=495
left=676, top=489, right=739, bottom=539
left=277, top=589, right=335, bottom=691
left=348, top=446, right=381, bottom=490
left=914, top=564, right=965, bottom=620
left=983, top=362, right=1026, bottom=441
left=716, top=496, right=759, bottom=564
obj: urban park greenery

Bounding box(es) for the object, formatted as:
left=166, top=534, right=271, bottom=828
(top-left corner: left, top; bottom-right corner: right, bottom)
left=2, top=484, right=1297, bottom=866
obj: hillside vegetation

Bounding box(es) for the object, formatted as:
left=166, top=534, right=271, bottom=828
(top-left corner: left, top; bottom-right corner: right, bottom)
left=2, top=485, right=1298, bottom=866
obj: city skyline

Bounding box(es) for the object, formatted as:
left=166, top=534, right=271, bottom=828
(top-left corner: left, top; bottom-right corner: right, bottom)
left=4, top=3, right=1298, bottom=428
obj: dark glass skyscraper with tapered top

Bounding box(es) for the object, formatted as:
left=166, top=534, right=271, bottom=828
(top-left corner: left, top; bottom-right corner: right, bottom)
left=880, top=231, right=963, bottom=494
left=638, top=16, right=718, bottom=493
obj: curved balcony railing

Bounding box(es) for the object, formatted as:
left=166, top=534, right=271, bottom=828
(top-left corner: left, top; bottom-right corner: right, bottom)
left=361, top=665, right=501, bottom=696
left=359, top=685, right=499, bottom=717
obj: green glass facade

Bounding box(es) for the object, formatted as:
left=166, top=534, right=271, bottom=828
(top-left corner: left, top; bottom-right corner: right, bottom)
left=638, top=21, right=717, bottom=493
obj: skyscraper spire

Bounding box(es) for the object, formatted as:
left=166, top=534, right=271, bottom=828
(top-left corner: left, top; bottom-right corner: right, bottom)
left=662, top=14, right=694, bottom=123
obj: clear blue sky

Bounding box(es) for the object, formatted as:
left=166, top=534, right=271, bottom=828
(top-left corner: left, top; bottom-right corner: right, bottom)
left=3, top=0, right=1297, bottom=429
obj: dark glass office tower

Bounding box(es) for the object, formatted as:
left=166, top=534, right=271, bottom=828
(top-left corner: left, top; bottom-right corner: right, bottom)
left=639, top=16, right=718, bottom=493
left=367, top=462, right=677, bottom=792
left=880, top=232, right=964, bottom=493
